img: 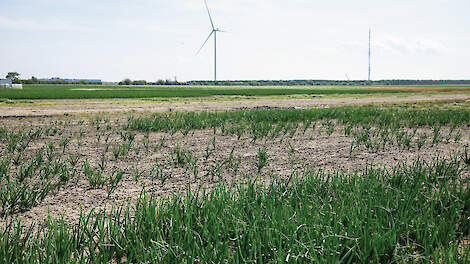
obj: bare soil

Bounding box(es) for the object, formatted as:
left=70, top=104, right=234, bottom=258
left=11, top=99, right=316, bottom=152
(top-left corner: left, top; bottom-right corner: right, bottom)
left=0, top=116, right=468, bottom=227
left=1, top=93, right=469, bottom=117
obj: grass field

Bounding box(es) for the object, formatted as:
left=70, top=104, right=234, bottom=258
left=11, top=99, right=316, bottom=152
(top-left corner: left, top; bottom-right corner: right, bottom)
left=0, top=104, right=469, bottom=263
left=1, top=84, right=470, bottom=100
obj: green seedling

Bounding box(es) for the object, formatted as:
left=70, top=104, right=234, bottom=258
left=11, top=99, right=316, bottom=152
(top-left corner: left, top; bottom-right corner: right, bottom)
left=257, top=146, right=269, bottom=173
left=106, top=170, right=124, bottom=198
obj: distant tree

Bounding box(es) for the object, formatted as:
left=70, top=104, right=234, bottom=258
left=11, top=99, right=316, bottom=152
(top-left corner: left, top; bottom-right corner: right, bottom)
left=6, top=72, right=19, bottom=79
left=132, top=80, right=147, bottom=85
left=21, top=77, right=38, bottom=84
left=119, top=78, right=132, bottom=85
left=6, top=72, right=20, bottom=83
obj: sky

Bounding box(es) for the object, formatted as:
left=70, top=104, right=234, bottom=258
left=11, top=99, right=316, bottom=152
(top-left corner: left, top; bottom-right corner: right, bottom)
left=0, top=0, right=469, bottom=82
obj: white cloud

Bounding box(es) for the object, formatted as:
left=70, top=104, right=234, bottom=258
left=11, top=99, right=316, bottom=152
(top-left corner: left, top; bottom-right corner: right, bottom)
left=0, top=16, right=85, bottom=31
left=344, top=34, right=448, bottom=55
left=375, top=35, right=448, bottom=55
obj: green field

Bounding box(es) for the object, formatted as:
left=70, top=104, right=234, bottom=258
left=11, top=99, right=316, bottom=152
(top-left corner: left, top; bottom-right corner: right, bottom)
left=1, top=84, right=469, bottom=99
left=0, top=106, right=469, bottom=262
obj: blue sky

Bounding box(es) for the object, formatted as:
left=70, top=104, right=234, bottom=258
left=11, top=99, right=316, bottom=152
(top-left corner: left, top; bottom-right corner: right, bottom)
left=1, top=0, right=469, bottom=81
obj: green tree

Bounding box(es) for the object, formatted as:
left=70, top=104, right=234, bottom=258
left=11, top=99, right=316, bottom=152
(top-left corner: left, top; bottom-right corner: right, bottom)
left=119, top=78, right=132, bottom=85
left=6, top=72, right=20, bottom=81
left=132, top=80, right=147, bottom=85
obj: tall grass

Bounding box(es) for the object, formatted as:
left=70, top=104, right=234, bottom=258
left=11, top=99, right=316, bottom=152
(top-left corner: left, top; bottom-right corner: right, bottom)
left=128, top=107, right=470, bottom=133
left=127, top=107, right=469, bottom=153
left=0, top=157, right=468, bottom=263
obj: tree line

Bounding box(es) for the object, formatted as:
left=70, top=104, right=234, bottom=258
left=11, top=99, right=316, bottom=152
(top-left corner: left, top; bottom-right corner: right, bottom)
left=118, top=79, right=183, bottom=86
left=5, top=72, right=470, bottom=86
left=188, top=79, right=470, bottom=86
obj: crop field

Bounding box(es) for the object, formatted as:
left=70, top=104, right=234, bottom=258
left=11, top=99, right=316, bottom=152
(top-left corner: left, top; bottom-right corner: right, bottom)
left=0, top=105, right=469, bottom=262
left=1, top=84, right=470, bottom=100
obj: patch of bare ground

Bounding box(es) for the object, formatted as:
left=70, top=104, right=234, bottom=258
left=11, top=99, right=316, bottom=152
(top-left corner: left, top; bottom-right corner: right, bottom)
left=0, top=115, right=469, bottom=228
left=0, top=93, right=469, bottom=117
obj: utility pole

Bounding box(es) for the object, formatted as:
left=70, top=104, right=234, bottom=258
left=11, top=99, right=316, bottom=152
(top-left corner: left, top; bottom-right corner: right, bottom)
left=368, top=29, right=371, bottom=82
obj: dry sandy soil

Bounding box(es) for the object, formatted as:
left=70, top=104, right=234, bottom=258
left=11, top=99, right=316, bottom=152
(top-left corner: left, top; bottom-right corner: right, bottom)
left=0, top=114, right=468, bottom=227
left=1, top=93, right=469, bottom=228
left=1, top=93, right=470, bottom=117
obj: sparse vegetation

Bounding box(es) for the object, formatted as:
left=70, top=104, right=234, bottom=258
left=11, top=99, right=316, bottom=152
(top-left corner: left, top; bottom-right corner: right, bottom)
left=0, top=104, right=469, bottom=262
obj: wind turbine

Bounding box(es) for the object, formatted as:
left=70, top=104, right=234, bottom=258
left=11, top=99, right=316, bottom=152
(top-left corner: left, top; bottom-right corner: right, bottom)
left=197, top=0, right=224, bottom=82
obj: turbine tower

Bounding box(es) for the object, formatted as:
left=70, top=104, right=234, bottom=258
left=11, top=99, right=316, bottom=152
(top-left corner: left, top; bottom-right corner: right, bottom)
left=197, top=0, right=224, bottom=82
left=368, top=29, right=371, bottom=82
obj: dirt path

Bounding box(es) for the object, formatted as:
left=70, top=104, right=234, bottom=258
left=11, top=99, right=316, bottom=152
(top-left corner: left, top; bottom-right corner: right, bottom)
left=1, top=93, right=469, bottom=117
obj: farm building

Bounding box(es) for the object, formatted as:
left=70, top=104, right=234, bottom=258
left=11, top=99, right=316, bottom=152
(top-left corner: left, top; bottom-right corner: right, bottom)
left=0, top=78, right=12, bottom=88
left=0, top=78, right=23, bottom=89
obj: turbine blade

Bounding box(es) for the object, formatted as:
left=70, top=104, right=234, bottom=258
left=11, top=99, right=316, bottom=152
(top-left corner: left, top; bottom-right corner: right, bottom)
left=204, top=0, right=215, bottom=30
left=196, top=30, right=214, bottom=55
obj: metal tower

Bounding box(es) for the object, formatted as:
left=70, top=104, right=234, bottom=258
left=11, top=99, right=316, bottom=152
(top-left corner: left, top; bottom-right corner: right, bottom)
left=368, top=29, right=371, bottom=82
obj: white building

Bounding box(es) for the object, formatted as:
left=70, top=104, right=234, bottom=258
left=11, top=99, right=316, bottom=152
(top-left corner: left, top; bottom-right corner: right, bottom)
left=0, top=78, right=22, bottom=89
left=0, top=77, right=12, bottom=88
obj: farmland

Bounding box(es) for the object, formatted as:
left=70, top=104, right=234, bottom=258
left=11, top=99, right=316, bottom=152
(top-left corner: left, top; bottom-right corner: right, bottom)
left=1, top=84, right=470, bottom=100
left=2, top=84, right=470, bottom=118
left=0, top=97, right=469, bottom=262
left=2, top=0, right=469, bottom=261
